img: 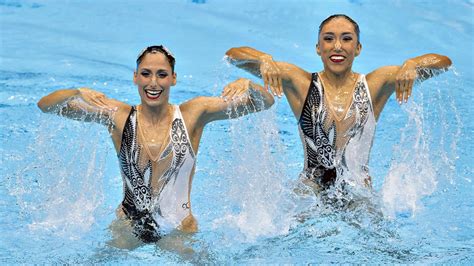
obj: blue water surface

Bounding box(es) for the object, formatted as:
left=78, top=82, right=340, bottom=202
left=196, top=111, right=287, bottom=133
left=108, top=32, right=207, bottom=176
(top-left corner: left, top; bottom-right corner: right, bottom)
left=1, top=0, right=473, bottom=264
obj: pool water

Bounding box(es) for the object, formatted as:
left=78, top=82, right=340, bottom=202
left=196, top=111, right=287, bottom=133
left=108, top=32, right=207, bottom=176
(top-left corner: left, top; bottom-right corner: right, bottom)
left=1, top=0, right=473, bottom=263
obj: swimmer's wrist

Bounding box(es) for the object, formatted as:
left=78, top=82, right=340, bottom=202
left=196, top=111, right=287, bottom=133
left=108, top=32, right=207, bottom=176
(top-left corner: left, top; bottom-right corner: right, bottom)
left=76, top=87, right=92, bottom=96
left=259, top=54, right=274, bottom=62
left=403, top=59, right=417, bottom=68
left=247, top=80, right=259, bottom=92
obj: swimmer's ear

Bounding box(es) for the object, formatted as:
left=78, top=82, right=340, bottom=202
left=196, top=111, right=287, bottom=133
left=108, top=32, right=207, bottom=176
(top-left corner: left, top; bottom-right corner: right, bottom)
left=316, top=43, right=321, bottom=56
left=133, top=71, right=137, bottom=84
left=355, top=43, right=362, bottom=57
left=172, top=72, right=177, bottom=86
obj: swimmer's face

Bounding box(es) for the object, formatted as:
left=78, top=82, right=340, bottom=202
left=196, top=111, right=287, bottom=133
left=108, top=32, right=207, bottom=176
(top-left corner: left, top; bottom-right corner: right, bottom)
left=134, top=52, right=176, bottom=107
left=317, top=17, right=361, bottom=75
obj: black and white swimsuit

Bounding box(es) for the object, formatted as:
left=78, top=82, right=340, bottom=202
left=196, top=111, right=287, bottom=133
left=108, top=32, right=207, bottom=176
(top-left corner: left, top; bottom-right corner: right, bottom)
left=118, top=105, right=195, bottom=242
left=298, top=73, right=376, bottom=188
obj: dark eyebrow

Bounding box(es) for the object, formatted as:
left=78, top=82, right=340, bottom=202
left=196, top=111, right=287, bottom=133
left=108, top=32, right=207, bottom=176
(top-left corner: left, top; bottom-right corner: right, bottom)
left=139, top=68, right=169, bottom=73
left=322, top=32, right=354, bottom=36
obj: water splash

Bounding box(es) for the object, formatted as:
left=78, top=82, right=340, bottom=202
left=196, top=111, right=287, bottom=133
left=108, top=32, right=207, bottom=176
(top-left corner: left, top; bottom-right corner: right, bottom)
left=381, top=71, right=461, bottom=218
left=218, top=107, right=294, bottom=241
left=8, top=110, right=110, bottom=240
left=208, top=74, right=296, bottom=241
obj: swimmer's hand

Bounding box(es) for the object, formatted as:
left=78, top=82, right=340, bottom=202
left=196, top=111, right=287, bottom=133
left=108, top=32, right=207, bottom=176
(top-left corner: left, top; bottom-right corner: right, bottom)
left=78, top=87, right=118, bottom=112
left=259, top=54, right=283, bottom=97
left=395, top=59, right=417, bottom=104
left=221, top=78, right=254, bottom=101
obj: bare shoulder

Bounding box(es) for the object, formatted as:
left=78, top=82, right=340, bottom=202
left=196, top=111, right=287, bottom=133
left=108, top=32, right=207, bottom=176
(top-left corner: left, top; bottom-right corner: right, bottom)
left=277, top=62, right=311, bottom=99
left=108, top=101, right=132, bottom=133
left=276, top=62, right=312, bottom=119
left=178, top=97, right=209, bottom=126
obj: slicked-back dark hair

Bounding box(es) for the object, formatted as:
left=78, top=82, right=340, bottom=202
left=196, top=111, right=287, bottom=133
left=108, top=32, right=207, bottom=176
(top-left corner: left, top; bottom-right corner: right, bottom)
left=318, top=14, right=360, bottom=44
left=136, top=46, right=175, bottom=73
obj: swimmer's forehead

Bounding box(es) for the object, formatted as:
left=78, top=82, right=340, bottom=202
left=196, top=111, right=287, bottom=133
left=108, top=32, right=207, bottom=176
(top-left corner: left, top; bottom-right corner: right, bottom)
left=137, top=53, right=173, bottom=71
left=320, top=18, right=357, bottom=34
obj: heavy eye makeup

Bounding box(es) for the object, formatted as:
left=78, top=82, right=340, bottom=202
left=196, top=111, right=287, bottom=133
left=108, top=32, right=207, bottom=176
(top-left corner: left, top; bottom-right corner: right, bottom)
left=322, top=34, right=335, bottom=41
left=342, top=34, right=354, bottom=42
left=139, top=69, right=169, bottom=78
left=156, top=70, right=169, bottom=78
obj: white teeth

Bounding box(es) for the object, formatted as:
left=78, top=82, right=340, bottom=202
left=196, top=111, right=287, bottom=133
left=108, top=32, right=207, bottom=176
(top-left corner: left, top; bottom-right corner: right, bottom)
left=331, top=56, right=344, bottom=60
left=145, top=90, right=162, bottom=96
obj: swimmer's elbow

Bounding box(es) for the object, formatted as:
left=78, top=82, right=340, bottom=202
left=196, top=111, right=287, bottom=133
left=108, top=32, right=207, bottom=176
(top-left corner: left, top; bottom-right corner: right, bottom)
left=225, top=47, right=241, bottom=62
left=421, top=53, right=453, bottom=70
left=37, top=98, right=50, bottom=113
left=431, top=53, right=452, bottom=69
left=225, top=47, right=236, bottom=57
left=37, top=96, right=61, bottom=113
left=443, top=55, right=453, bottom=69
left=225, top=46, right=255, bottom=61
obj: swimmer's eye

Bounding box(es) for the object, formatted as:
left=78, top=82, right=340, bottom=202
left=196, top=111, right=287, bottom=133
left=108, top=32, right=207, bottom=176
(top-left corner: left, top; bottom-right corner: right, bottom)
left=343, top=36, right=353, bottom=41
left=323, top=36, right=334, bottom=41
left=157, top=72, right=169, bottom=78
left=140, top=71, right=151, bottom=77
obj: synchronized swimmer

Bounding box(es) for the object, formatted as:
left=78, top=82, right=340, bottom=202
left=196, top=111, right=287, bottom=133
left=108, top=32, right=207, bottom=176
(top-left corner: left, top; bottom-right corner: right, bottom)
left=38, top=14, right=452, bottom=247
left=38, top=45, right=274, bottom=247
left=225, top=14, right=451, bottom=190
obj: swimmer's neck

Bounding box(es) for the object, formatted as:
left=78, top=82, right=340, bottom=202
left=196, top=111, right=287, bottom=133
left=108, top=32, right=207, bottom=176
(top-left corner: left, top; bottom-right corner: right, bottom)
left=138, top=103, right=172, bottom=125
left=321, top=69, right=357, bottom=89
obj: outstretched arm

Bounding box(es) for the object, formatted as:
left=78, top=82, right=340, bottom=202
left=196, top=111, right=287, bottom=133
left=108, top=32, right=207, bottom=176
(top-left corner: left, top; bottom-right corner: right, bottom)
left=225, top=46, right=312, bottom=119
left=367, top=53, right=452, bottom=119
left=183, top=78, right=274, bottom=127
left=226, top=46, right=302, bottom=97
left=37, top=88, right=126, bottom=126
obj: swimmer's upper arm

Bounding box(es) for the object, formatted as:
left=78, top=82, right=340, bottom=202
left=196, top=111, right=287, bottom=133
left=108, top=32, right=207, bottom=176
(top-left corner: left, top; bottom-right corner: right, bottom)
left=277, top=62, right=312, bottom=119
left=225, top=47, right=311, bottom=117
left=367, top=66, right=400, bottom=94
left=225, top=46, right=266, bottom=77
left=366, top=66, right=400, bottom=120
left=367, top=53, right=453, bottom=99
left=183, top=87, right=273, bottom=126
left=225, top=47, right=308, bottom=92
left=277, top=62, right=311, bottom=94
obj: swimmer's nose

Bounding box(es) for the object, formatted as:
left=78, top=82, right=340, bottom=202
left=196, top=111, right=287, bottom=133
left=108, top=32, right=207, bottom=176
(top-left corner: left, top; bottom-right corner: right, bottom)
left=150, top=76, right=158, bottom=87
left=334, top=40, right=342, bottom=51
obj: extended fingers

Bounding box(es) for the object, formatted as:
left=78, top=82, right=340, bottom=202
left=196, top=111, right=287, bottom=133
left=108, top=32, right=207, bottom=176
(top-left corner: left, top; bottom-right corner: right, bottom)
left=222, top=81, right=248, bottom=101
left=269, top=74, right=278, bottom=97
left=277, top=76, right=283, bottom=97
left=395, top=79, right=402, bottom=104
left=405, top=79, right=414, bottom=103
left=402, top=78, right=411, bottom=104
left=222, top=85, right=235, bottom=99
left=260, top=60, right=282, bottom=97
left=269, top=70, right=283, bottom=97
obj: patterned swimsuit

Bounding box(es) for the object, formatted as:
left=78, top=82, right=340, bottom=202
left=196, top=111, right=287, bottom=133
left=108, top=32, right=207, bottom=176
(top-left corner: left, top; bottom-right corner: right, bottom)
left=298, top=73, right=376, bottom=189
left=118, top=105, right=196, bottom=242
